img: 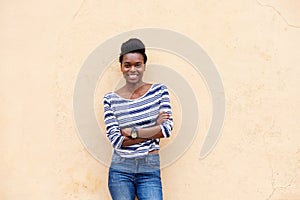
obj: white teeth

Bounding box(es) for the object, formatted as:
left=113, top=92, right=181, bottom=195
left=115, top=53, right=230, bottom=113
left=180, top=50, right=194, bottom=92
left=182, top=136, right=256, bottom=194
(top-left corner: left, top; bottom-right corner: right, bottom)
left=129, top=74, right=137, bottom=78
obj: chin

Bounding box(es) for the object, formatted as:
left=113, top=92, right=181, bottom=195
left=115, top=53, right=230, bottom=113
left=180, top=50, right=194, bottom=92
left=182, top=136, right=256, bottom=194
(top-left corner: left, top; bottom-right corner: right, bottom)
left=126, top=79, right=141, bottom=84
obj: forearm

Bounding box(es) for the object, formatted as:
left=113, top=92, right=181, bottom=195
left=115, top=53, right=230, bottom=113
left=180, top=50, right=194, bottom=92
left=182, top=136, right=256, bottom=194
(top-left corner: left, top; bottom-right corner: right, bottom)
left=138, top=125, right=164, bottom=139
left=120, top=125, right=165, bottom=147
left=121, top=137, right=148, bottom=147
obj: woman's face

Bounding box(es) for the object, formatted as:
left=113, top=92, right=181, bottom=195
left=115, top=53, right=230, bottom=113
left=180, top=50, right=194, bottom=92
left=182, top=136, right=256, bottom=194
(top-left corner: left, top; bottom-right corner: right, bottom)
left=121, top=53, right=145, bottom=84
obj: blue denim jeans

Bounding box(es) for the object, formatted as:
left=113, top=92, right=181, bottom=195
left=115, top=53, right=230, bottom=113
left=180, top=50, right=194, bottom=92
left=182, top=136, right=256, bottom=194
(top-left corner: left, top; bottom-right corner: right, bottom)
left=108, top=152, right=163, bottom=200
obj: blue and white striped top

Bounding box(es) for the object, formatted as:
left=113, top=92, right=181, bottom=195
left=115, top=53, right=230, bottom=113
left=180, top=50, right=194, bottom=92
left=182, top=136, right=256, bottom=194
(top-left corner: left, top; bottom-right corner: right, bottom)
left=103, top=83, right=173, bottom=158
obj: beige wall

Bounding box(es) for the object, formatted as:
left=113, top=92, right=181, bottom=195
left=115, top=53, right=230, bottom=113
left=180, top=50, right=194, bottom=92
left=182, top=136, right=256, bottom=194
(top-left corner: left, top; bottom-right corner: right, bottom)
left=1, top=0, right=300, bottom=199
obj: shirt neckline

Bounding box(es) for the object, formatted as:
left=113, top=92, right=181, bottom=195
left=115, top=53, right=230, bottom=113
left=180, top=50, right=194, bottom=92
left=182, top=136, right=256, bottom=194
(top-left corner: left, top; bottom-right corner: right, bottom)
left=112, top=83, right=155, bottom=101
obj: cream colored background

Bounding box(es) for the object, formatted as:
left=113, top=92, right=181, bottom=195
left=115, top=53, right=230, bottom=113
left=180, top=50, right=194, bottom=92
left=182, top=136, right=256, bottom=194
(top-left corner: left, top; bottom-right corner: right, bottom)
left=1, top=0, right=300, bottom=199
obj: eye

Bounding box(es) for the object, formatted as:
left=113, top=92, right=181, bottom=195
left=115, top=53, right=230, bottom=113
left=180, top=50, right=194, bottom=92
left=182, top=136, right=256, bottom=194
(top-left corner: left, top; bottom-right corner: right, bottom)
left=136, top=63, right=142, bottom=68
left=123, top=63, right=130, bottom=68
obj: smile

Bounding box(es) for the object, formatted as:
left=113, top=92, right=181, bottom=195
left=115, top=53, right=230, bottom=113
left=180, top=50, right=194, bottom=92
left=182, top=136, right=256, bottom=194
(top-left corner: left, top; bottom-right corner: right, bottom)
left=128, top=74, right=138, bottom=79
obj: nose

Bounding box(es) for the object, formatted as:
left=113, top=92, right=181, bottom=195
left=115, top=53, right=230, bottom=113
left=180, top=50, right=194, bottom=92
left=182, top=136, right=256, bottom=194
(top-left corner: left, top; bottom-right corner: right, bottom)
left=129, top=65, right=136, bottom=71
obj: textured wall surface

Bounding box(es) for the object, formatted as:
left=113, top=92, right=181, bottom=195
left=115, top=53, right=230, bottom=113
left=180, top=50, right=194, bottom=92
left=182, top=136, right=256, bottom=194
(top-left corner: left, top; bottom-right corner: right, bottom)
left=1, top=0, right=300, bottom=199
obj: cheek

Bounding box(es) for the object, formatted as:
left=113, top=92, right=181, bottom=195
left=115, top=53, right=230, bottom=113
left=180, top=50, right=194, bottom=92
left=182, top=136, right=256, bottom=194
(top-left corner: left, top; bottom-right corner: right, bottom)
left=139, top=68, right=145, bottom=73
left=138, top=66, right=146, bottom=72
left=120, top=67, right=128, bottom=73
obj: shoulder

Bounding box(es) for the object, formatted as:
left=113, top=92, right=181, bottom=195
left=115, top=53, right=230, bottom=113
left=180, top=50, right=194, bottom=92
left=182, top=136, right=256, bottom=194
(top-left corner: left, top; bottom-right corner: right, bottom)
left=103, top=92, right=115, bottom=103
left=113, top=85, right=126, bottom=97
left=149, top=83, right=170, bottom=98
left=152, top=82, right=169, bottom=91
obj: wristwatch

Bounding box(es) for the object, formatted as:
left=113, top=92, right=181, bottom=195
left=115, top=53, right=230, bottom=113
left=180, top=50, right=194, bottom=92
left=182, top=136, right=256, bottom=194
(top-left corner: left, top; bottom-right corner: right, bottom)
left=130, top=127, right=139, bottom=139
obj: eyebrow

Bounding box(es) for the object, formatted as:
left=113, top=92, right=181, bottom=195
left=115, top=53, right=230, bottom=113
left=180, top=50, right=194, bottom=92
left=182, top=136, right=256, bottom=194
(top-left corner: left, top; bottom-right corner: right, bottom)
left=123, top=61, right=142, bottom=64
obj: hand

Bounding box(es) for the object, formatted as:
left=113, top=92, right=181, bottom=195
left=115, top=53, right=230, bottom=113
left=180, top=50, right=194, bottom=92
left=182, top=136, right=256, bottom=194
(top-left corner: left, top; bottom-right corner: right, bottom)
left=121, top=128, right=131, bottom=137
left=156, top=111, right=170, bottom=125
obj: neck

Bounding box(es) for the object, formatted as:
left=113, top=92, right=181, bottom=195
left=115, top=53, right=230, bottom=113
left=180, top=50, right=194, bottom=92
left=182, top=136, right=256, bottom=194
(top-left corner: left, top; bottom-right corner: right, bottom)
left=125, top=81, right=144, bottom=92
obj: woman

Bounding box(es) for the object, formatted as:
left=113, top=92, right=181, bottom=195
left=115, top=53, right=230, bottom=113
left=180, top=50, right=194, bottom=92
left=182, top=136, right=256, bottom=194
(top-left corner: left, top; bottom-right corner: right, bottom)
left=103, top=38, right=173, bottom=200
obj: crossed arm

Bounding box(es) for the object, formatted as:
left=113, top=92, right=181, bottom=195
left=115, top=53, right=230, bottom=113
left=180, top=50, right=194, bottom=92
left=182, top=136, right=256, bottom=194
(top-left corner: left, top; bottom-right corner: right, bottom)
left=120, top=112, right=170, bottom=147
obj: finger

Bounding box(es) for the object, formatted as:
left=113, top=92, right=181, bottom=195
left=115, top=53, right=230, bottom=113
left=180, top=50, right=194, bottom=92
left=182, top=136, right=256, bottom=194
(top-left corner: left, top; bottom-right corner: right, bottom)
left=162, top=114, right=170, bottom=118
left=159, top=111, right=167, bottom=115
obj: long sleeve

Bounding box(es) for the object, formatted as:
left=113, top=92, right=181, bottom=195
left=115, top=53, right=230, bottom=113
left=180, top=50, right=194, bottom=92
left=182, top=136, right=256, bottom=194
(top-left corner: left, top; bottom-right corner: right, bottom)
left=103, top=94, right=125, bottom=149
left=159, top=84, right=173, bottom=138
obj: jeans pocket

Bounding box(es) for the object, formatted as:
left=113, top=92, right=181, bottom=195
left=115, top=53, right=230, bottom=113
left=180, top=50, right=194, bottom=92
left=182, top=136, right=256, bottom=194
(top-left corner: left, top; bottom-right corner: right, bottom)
left=111, top=153, right=126, bottom=164
left=145, top=154, right=160, bottom=168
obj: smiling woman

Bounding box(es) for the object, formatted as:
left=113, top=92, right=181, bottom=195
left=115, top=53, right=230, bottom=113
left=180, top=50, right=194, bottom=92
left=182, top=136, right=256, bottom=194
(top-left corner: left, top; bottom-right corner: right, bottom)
left=117, top=52, right=147, bottom=98
left=103, top=38, right=173, bottom=200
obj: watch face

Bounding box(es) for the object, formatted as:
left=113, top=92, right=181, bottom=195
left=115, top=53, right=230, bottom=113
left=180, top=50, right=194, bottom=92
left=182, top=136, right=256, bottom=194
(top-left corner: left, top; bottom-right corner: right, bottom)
left=131, top=132, right=137, bottom=139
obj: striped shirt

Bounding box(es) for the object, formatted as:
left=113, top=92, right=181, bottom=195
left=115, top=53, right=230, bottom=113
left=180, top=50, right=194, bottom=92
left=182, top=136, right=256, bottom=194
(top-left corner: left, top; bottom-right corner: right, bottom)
left=103, top=83, right=173, bottom=158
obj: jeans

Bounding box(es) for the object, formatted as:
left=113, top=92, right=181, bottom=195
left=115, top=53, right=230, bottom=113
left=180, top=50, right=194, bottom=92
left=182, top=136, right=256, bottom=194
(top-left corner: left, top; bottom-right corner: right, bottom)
left=108, top=152, right=163, bottom=200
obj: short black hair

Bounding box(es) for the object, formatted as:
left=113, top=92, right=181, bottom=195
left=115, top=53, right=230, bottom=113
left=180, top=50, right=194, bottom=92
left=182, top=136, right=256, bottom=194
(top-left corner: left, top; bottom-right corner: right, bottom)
left=119, top=38, right=147, bottom=64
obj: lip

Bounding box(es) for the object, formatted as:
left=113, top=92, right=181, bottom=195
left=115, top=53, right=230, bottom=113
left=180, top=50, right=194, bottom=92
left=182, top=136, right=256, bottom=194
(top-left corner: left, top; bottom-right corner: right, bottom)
left=127, top=74, right=138, bottom=79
